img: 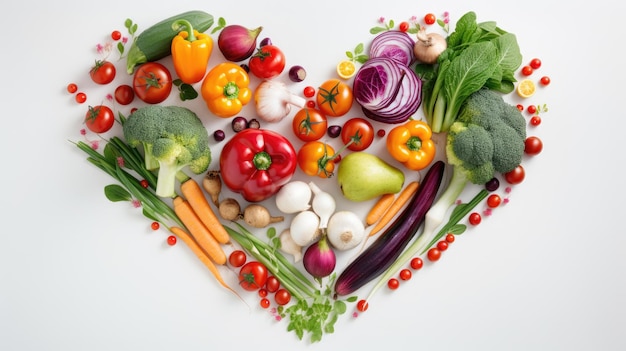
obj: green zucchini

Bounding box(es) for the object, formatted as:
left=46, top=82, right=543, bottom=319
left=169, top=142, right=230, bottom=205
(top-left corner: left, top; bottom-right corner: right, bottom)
left=126, top=10, right=214, bottom=74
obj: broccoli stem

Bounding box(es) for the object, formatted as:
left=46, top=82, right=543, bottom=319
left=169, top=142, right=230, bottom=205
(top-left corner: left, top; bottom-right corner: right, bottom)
left=155, top=163, right=186, bottom=198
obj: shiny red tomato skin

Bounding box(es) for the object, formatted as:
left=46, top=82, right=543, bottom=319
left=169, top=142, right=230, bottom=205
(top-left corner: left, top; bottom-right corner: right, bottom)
left=132, top=62, right=172, bottom=104
left=341, top=117, right=374, bottom=151
left=248, top=45, right=286, bottom=79
left=90, top=60, right=116, bottom=85
left=114, top=84, right=135, bottom=105
left=504, top=165, right=525, bottom=185
left=274, top=289, right=291, bottom=305
left=238, top=261, right=268, bottom=291
left=524, top=136, right=543, bottom=156
left=84, top=105, right=115, bottom=133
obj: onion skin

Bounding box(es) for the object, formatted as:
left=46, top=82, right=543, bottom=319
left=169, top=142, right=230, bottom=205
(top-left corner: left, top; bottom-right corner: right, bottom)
left=369, top=30, right=416, bottom=66
left=303, top=236, right=336, bottom=281
left=218, top=25, right=263, bottom=62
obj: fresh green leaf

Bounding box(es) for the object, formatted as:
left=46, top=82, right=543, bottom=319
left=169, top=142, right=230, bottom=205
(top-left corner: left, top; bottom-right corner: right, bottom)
left=104, top=184, right=132, bottom=202
left=449, top=224, right=467, bottom=234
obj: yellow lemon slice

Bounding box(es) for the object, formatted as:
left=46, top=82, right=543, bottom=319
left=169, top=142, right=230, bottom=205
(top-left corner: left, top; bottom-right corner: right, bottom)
left=516, top=79, right=536, bottom=98
left=337, top=60, right=356, bottom=79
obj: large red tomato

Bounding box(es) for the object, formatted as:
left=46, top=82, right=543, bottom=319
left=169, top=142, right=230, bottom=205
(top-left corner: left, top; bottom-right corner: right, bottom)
left=132, top=62, right=173, bottom=104
left=248, top=45, right=286, bottom=79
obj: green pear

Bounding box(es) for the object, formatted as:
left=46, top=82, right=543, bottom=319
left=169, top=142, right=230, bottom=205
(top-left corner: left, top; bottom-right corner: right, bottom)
left=337, top=152, right=405, bottom=202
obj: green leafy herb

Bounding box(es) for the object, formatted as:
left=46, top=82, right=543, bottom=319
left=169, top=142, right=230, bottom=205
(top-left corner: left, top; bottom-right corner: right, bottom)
left=118, top=18, right=138, bottom=58
left=345, top=43, right=368, bottom=64
left=211, top=17, right=226, bottom=34
left=370, top=18, right=395, bottom=34
left=173, top=79, right=199, bottom=101
left=104, top=184, right=132, bottom=202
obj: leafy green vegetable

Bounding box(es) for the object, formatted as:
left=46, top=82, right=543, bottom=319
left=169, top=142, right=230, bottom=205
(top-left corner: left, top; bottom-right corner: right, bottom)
left=418, top=11, right=522, bottom=133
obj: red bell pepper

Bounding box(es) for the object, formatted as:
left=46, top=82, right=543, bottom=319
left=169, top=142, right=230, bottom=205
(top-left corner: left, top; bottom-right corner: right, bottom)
left=219, top=128, right=297, bottom=202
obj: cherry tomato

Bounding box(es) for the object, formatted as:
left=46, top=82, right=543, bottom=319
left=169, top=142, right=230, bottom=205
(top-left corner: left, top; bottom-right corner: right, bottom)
left=521, top=65, right=533, bottom=76
left=303, top=86, right=316, bottom=98
left=167, top=235, right=177, bottom=246
left=487, top=194, right=502, bottom=208
left=468, top=212, right=482, bottom=225
left=410, top=257, right=423, bottom=270
left=140, top=179, right=149, bottom=188
left=530, top=116, right=542, bottom=126
left=111, top=30, right=122, bottom=41
left=84, top=105, right=115, bottom=133
left=75, top=92, right=87, bottom=104
left=530, top=58, right=542, bottom=69
left=260, top=298, right=270, bottom=309
left=399, top=21, right=410, bottom=32
left=151, top=222, right=160, bottom=231
left=248, top=44, right=286, bottom=79
left=114, top=84, right=135, bottom=105
left=527, top=105, right=537, bottom=114
left=238, top=261, right=268, bottom=291
left=297, top=141, right=337, bottom=178
left=516, top=104, right=524, bottom=111
left=67, top=83, right=78, bottom=94
left=316, top=79, right=353, bottom=117
left=258, top=288, right=268, bottom=298
left=133, top=62, right=172, bottom=104
left=524, top=136, right=543, bottom=156
left=265, top=276, right=280, bottom=293
left=504, top=165, right=525, bottom=185
left=445, top=233, right=455, bottom=243
left=399, top=269, right=412, bottom=281
left=306, top=100, right=316, bottom=108
left=356, top=299, right=369, bottom=312
left=90, top=60, right=116, bottom=85
left=341, top=117, right=374, bottom=151
left=540, top=76, right=551, bottom=86
left=427, top=248, right=441, bottom=262
left=387, top=278, right=400, bottom=290
left=436, top=241, right=449, bottom=251
left=274, top=288, right=291, bottom=305
left=229, top=250, right=247, bottom=268
left=292, top=108, right=328, bottom=142
left=377, top=129, right=386, bottom=138
left=424, top=13, right=436, bottom=25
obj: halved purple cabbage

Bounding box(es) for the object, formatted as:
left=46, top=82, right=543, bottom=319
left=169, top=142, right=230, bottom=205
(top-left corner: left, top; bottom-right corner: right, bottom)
left=352, top=57, right=422, bottom=124
left=369, top=30, right=416, bottom=66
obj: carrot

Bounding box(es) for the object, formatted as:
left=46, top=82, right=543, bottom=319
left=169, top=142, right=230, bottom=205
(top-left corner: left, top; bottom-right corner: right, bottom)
left=173, top=196, right=227, bottom=265
left=180, top=178, right=230, bottom=244
left=169, top=226, right=241, bottom=299
left=368, top=181, right=419, bottom=237
left=365, top=193, right=396, bottom=226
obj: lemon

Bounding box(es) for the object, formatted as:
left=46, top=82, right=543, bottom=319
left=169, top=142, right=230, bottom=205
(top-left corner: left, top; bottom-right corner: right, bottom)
left=337, top=60, right=356, bottom=79
left=516, top=79, right=536, bottom=98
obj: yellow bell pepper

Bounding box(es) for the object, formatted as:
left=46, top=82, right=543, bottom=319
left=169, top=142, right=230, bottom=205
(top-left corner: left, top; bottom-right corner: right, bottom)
left=386, top=119, right=436, bottom=171
left=201, top=62, right=252, bottom=118
left=171, top=19, right=213, bottom=84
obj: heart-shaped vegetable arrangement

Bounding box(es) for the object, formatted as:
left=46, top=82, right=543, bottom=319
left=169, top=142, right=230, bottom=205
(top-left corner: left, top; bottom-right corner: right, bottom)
left=68, top=9, right=549, bottom=343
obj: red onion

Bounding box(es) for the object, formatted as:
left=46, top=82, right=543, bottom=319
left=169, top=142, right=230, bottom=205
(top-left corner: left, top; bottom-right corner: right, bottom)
left=369, top=30, right=416, bottom=66
left=303, top=236, right=336, bottom=283
left=352, top=57, right=422, bottom=124
left=217, top=25, right=263, bottom=62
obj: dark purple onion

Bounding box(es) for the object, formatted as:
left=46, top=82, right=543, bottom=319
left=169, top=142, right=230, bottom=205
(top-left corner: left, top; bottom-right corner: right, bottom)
left=327, top=125, right=342, bottom=138
left=231, top=116, right=248, bottom=132
left=303, top=236, right=336, bottom=281
left=288, top=65, right=307, bottom=82
left=217, top=25, right=263, bottom=62
left=259, top=37, right=272, bottom=47
left=213, top=129, right=225, bottom=142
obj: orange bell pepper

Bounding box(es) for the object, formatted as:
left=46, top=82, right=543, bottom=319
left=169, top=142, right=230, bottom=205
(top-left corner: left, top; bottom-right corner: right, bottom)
left=171, top=19, right=213, bottom=84
left=386, top=119, right=436, bottom=171
left=201, top=62, right=252, bottom=118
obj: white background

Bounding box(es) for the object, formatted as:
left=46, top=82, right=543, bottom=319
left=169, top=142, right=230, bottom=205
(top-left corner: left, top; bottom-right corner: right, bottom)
left=1, top=0, right=624, bottom=350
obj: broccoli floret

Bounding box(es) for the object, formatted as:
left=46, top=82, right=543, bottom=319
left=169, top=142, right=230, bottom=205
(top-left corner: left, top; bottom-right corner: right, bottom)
left=446, top=88, right=526, bottom=185
left=123, top=105, right=211, bottom=198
